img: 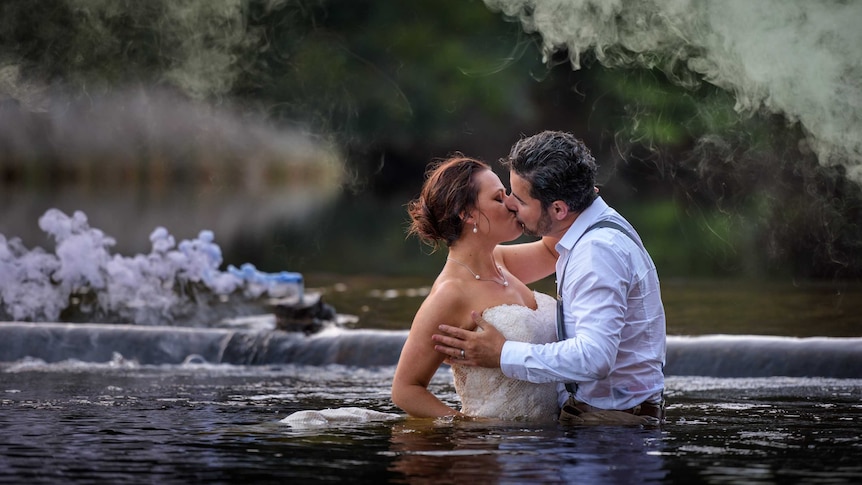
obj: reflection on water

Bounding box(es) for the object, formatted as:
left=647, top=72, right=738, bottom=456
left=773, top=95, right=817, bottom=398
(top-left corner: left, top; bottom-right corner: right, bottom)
left=388, top=419, right=668, bottom=483
left=1, top=361, right=860, bottom=484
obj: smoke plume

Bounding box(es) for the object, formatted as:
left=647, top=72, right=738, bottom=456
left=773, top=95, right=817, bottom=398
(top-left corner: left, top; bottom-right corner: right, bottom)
left=484, top=0, right=862, bottom=183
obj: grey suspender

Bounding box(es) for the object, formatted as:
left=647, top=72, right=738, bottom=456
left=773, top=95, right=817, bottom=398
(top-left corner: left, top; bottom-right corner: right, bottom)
left=556, top=220, right=640, bottom=396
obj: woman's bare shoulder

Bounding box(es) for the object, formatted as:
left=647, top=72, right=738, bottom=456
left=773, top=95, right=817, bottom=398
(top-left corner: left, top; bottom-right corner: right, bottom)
left=412, top=277, right=471, bottom=329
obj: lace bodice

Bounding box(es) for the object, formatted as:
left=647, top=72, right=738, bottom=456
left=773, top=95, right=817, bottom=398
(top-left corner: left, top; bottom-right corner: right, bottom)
left=452, top=291, right=559, bottom=422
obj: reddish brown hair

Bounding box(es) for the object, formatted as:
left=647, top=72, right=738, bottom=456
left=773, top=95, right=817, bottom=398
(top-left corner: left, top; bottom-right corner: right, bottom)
left=406, top=155, right=490, bottom=249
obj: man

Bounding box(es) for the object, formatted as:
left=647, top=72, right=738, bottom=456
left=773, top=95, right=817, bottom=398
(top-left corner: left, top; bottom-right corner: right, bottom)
left=432, top=130, right=667, bottom=425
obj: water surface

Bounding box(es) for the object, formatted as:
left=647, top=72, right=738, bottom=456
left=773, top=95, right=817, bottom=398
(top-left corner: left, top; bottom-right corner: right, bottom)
left=1, top=360, right=860, bottom=484
left=1, top=277, right=860, bottom=484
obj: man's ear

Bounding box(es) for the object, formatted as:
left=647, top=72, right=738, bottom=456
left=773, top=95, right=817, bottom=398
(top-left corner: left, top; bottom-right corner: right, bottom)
left=549, top=201, right=569, bottom=221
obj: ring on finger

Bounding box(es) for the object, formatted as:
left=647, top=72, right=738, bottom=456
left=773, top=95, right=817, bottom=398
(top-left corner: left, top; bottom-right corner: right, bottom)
left=460, top=349, right=465, bottom=359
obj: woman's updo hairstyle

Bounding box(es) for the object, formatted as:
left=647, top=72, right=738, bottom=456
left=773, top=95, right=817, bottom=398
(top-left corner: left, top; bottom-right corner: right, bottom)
left=407, top=155, right=489, bottom=250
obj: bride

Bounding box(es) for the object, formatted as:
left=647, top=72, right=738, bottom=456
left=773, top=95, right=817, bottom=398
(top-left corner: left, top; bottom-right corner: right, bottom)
left=391, top=155, right=560, bottom=421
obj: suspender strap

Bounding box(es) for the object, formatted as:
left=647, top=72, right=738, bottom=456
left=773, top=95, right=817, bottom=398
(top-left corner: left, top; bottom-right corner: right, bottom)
left=557, top=220, right=640, bottom=395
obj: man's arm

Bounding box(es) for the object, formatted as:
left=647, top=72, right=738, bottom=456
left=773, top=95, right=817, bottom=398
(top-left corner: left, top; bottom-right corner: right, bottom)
left=493, top=236, right=558, bottom=285
left=500, top=237, right=630, bottom=384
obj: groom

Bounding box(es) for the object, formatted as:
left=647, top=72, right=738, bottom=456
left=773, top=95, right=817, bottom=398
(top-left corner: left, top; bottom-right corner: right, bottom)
left=433, top=130, right=667, bottom=425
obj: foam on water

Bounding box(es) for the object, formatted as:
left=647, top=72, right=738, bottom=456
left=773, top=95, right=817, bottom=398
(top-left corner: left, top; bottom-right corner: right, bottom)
left=281, top=407, right=402, bottom=428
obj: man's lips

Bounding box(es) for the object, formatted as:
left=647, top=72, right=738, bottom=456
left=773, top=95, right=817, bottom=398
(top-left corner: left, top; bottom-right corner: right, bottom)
left=509, top=211, right=525, bottom=230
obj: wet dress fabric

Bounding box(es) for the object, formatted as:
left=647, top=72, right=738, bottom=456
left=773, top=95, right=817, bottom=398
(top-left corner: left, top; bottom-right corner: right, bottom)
left=452, top=291, right=559, bottom=422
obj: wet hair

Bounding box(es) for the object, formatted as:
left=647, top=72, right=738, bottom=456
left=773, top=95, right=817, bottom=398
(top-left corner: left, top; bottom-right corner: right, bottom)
left=407, top=155, right=490, bottom=250
left=500, top=131, right=598, bottom=212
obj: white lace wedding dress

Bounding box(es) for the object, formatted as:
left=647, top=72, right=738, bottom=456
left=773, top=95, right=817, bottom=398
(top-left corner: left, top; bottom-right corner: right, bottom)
left=451, top=291, right=560, bottom=422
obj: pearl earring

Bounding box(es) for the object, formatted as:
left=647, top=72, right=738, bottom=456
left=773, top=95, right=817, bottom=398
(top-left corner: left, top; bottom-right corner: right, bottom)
left=472, top=223, right=478, bottom=234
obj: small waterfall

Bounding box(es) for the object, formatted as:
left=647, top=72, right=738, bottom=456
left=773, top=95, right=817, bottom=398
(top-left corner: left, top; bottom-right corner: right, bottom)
left=0, top=322, right=859, bottom=378
left=664, top=335, right=862, bottom=379
left=0, top=322, right=407, bottom=367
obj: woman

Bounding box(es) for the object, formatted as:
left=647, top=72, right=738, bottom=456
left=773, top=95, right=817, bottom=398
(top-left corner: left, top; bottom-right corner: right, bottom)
left=391, top=155, right=559, bottom=421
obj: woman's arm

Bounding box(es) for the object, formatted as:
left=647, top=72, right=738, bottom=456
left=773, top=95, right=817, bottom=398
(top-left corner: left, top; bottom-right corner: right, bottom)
left=494, top=236, right=559, bottom=285
left=391, top=281, right=470, bottom=417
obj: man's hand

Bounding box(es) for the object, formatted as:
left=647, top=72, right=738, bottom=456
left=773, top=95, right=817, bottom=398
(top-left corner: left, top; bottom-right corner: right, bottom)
left=432, top=311, right=506, bottom=368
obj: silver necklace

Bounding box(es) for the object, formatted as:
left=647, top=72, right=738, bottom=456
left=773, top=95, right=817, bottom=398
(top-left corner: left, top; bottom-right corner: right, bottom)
left=447, top=257, right=509, bottom=287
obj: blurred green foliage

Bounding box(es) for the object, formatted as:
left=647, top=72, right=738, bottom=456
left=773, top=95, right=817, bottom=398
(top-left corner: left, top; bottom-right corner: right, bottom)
left=235, top=0, right=544, bottom=186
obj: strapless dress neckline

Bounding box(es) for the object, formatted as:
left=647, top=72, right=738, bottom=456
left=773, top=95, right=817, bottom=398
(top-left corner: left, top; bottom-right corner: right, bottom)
left=452, top=291, right=559, bottom=422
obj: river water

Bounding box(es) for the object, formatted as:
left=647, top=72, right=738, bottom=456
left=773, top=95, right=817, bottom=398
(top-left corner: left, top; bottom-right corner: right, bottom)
left=1, top=277, right=861, bottom=484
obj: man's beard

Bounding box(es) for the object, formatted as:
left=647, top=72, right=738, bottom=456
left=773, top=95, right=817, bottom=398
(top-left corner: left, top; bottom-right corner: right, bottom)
left=520, top=211, right=552, bottom=237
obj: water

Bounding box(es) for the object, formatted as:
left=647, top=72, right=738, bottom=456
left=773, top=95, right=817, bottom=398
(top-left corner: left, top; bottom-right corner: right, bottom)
left=2, top=275, right=861, bottom=484
left=1, top=358, right=860, bottom=484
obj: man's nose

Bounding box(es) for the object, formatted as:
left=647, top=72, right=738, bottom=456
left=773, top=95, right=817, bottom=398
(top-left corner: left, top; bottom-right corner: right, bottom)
left=503, top=193, right=518, bottom=212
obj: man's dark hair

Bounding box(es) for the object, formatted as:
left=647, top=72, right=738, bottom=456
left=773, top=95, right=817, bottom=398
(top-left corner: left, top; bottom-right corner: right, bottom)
left=500, top=131, right=598, bottom=212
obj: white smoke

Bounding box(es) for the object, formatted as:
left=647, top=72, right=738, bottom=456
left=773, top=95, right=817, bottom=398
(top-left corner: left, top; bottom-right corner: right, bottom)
left=484, top=0, right=862, bottom=182
left=0, top=209, right=303, bottom=325
left=65, top=0, right=252, bottom=100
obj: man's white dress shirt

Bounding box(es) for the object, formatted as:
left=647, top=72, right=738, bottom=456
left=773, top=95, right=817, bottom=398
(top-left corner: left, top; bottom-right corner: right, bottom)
left=500, top=197, right=666, bottom=410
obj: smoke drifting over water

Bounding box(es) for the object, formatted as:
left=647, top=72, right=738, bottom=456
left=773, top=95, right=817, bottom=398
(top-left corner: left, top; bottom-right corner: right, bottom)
left=484, top=0, right=862, bottom=183
left=0, top=85, right=342, bottom=189
left=0, top=85, right=344, bottom=255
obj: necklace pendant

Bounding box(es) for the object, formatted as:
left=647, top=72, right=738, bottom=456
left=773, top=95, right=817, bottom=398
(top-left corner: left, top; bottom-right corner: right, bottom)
left=474, top=275, right=480, bottom=280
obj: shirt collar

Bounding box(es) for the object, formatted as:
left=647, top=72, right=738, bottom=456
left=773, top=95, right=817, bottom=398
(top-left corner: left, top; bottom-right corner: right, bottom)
left=556, top=196, right=610, bottom=253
